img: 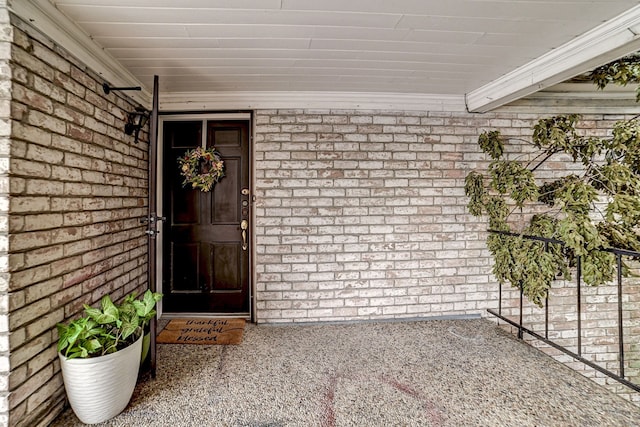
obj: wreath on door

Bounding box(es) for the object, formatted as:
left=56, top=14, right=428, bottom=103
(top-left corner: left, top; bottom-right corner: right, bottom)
left=177, top=147, right=225, bottom=192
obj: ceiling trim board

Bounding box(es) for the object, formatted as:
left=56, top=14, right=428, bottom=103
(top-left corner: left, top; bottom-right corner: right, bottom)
left=8, top=0, right=152, bottom=108
left=465, top=4, right=640, bottom=113
left=539, top=86, right=637, bottom=99
left=159, top=91, right=467, bottom=112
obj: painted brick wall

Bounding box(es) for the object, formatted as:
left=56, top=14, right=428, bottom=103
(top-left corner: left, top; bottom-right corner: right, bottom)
left=6, top=17, right=148, bottom=427
left=253, top=109, right=515, bottom=323
left=253, top=108, right=640, bottom=405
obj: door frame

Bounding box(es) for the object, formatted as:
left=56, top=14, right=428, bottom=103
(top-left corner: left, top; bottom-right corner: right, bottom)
left=156, top=112, right=254, bottom=321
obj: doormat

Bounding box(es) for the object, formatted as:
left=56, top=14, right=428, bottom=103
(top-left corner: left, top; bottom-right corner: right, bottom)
left=156, top=318, right=245, bottom=345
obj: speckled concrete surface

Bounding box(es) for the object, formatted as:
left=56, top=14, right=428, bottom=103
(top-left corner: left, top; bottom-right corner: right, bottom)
left=51, top=318, right=640, bottom=426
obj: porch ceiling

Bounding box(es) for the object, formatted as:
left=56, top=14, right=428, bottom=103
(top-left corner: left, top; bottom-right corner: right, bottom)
left=9, top=0, right=640, bottom=111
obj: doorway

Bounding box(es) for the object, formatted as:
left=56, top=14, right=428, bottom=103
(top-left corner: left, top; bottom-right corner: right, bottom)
left=159, top=114, right=251, bottom=316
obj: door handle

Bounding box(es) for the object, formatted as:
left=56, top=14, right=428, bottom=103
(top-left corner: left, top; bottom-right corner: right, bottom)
left=240, top=220, right=248, bottom=250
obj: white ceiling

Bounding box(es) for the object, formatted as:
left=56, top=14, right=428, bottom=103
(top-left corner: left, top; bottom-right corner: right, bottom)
left=10, top=0, right=640, bottom=110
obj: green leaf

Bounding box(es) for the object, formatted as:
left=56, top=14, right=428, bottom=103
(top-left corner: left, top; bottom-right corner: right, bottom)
left=606, top=194, right=640, bottom=225
left=83, top=305, right=102, bottom=321
left=553, top=176, right=598, bottom=216
left=66, top=321, right=85, bottom=347
left=56, top=324, right=70, bottom=353
left=485, top=196, right=509, bottom=230
left=478, top=130, right=504, bottom=160
left=532, top=115, right=580, bottom=155
left=84, top=338, right=103, bottom=354
left=489, top=161, right=538, bottom=207
left=464, top=171, right=485, bottom=216
left=590, top=54, right=640, bottom=91
left=120, top=317, right=140, bottom=341
left=67, top=347, right=88, bottom=360
left=582, top=250, right=616, bottom=286
left=100, top=295, right=119, bottom=323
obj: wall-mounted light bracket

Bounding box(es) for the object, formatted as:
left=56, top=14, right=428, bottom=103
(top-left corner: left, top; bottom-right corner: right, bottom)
left=103, top=83, right=142, bottom=95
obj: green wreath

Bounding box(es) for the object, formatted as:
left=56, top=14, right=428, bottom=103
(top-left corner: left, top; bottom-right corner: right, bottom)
left=178, top=147, right=225, bottom=192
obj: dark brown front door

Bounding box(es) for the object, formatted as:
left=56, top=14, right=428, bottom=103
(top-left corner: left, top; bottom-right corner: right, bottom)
left=162, top=118, right=250, bottom=314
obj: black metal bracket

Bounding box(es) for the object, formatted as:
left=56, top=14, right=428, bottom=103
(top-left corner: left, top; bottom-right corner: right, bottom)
left=103, top=83, right=142, bottom=95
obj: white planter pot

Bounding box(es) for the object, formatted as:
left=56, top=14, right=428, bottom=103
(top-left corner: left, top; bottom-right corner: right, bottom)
left=59, top=335, right=143, bottom=424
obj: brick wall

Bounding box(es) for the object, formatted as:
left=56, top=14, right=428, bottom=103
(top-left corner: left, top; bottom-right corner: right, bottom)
left=253, top=109, right=512, bottom=323
left=0, top=1, right=11, bottom=425
left=6, top=16, right=148, bottom=427
left=253, top=108, right=640, bottom=405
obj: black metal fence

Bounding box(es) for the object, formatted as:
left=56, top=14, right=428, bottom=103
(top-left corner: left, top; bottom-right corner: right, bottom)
left=487, top=229, right=640, bottom=393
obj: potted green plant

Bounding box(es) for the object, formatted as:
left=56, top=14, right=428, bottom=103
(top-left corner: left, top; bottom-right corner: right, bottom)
left=57, top=289, right=162, bottom=424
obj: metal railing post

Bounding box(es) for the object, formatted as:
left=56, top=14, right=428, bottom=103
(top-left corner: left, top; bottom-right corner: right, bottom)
left=519, top=285, right=524, bottom=340
left=617, top=254, right=625, bottom=378
left=576, top=256, right=582, bottom=357
left=544, top=242, right=549, bottom=340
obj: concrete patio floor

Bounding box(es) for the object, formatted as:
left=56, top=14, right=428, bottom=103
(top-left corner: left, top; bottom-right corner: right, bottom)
left=51, top=318, right=640, bottom=426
